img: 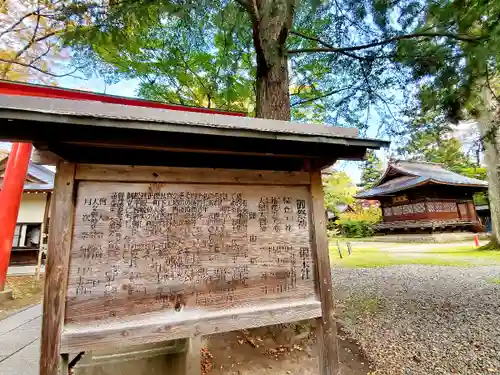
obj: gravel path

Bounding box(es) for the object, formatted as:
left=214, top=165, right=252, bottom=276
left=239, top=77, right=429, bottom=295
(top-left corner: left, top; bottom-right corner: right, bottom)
left=333, top=265, right=500, bottom=375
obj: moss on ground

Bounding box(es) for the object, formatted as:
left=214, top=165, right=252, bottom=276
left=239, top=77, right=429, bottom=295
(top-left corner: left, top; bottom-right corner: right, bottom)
left=486, top=277, right=500, bottom=285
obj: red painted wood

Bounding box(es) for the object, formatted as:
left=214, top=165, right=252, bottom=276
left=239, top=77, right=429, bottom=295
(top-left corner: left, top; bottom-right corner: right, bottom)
left=0, top=142, right=33, bottom=290
left=0, top=81, right=246, bottom=117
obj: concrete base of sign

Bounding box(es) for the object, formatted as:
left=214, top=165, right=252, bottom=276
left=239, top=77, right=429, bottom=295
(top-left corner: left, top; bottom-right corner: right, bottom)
left=0, top=289, right=13, bottom=302
left=73, top=338, right=202, bottom=375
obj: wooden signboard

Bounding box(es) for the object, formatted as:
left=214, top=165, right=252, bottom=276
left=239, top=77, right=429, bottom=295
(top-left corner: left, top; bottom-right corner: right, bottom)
left=41, top=163, right=338, bottom=375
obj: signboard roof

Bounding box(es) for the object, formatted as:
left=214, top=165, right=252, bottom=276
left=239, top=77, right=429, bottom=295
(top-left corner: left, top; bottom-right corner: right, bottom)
left=0, top=94, right=388, bottom=148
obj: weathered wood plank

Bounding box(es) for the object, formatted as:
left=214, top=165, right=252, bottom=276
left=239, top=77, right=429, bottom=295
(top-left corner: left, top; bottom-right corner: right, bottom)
left=66, top=182, right=315, bottom=323
left=75, top=164, right=311, bottom=185
left=309, top=170, right=340, bottom=375
left=40, top=162, right=76, bottom=375
left=61, top=300, right=321, bottom=352
left=31, top=149, right=62, bottom=166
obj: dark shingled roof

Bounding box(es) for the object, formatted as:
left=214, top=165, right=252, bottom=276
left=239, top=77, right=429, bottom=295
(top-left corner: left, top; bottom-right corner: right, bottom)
left=0, top=157, right=54, bottom=191
left=23, top=163, right=54, bottom=191
left=355, top=160, right=487, bottom=199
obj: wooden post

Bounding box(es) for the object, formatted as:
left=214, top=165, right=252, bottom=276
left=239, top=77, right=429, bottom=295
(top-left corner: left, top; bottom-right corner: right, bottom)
left=59, top=354, right=69, bottom=375
left=41, top=191, right=52, bottom=248
left=336, top=241, right=342, bottom=259
left=35, top=192, right=52, bottom=285
left=0, top=142, right=33, bottom=291
left=309, top=170, right=340, bottom=375
left=346, top=242, right=352, bottom=256
left=40, top=162, right=76, bottom=375
left=184, top=337, right=202, bottom=375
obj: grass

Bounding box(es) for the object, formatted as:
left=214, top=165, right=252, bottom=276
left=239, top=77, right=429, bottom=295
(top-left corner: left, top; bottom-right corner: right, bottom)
left=486, top=277, right=500, bottom=285
left=342, top=296, right=386, bottom=324
left=351, top=297, right=384, bottom=315
left=331, top=243, right=500, bottom=268
left=424, top=247, right=500, bottom=260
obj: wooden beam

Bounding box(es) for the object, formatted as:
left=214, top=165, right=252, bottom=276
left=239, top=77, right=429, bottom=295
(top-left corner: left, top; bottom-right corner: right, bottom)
left=61, top=300, right=322, bottom=352
left=75, top=164, right=311, bottom=185
left=64, top=141, right=318, bottom=159
left=309, top=170, right=340, bottom=375
left=40, top=161, right=76, bottom=375
left=32, top=149, right=62, bottom=166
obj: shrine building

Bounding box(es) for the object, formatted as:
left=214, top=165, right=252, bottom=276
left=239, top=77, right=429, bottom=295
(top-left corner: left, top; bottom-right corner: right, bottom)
left=355, top=160, right=488, bottom=233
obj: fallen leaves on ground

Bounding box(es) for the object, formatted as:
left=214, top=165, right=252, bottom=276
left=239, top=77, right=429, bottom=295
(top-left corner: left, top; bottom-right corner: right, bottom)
left=201, top=347, right=214, bottom=375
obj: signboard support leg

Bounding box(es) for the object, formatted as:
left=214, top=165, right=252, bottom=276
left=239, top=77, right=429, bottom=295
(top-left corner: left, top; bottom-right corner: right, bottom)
left=184, top=337, right=202, bottom=375
left=60, top=354, right=69, bottom=375
left=40, top=162, right=76, bottom=375
left=309, top=171, right=340, bottom=375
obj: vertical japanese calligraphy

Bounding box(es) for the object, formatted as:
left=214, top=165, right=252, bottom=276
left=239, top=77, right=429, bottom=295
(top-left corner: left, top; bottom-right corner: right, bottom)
left=66, top=183, right=316, bottom=323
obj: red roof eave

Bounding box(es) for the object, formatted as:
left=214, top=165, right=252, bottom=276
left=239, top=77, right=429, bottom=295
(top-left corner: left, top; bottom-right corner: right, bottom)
left=0, top=80, right=246, bottom=117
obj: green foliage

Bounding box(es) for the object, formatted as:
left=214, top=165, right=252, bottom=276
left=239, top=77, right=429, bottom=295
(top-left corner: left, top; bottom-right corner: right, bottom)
left=60, top=0, right=432, bottom=128
left=336, top=202, right=381, bottom=238
left=458, top=167, right=487, bottom=181
left=323, top=169, right=357, bottom=215
left=64, top=0, right=255, bottom=112
left=457, top=166, right=489, bottom=205
left=395, top=0, right=500, bottom=122
left=360, top=150, right=383, bottom=189
left=397, top=119, right=490, bottom=205
left=397, top=122, right=476, bottom=173
left=336, top=219, right=375, bottom=238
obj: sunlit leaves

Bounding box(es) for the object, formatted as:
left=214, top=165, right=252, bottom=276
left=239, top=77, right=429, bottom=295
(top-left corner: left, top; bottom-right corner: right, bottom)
left=0, top=0, right=70, bottom=82
left=323, top=169, right=357, bottom=214
left=398, top=0, right=500, bottom=122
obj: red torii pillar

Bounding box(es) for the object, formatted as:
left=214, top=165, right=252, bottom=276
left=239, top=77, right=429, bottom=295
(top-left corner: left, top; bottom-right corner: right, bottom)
left=0, top=142, right=32, bottom=291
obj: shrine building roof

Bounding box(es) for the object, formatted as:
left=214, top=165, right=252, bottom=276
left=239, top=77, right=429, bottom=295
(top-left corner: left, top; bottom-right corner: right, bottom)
left=0, top=156, right=54, bottom=191
left=0, top=81, right=389, bottom=170
left=355, top=160, right=488, bottom=199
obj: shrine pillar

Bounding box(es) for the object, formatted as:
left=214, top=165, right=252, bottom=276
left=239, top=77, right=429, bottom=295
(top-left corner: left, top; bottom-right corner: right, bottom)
left=0, top=142, right=32, bottom=292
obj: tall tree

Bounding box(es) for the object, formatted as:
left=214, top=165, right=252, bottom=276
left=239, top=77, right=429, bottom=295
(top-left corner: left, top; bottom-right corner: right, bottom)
left=359, top=150, right=383, bottom=189
left=0, top=0, right=77, bottom=82
left=396, top=0, right=500, bottom=247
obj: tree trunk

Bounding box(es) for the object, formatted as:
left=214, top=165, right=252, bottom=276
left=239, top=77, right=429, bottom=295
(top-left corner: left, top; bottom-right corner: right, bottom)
left=255, top=52, right=291, bottom=120
left=250, top=0, right=293, bottom=121
left=479, top=86, right=500, bottom=247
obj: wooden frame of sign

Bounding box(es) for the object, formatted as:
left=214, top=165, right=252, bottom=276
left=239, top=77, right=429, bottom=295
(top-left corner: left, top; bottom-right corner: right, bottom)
left=40, top=161, right=339, bottom=375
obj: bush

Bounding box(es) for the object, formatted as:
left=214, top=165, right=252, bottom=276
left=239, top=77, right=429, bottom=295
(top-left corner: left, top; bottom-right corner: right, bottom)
left=336, top=202, right=381, bottom=238
left=336, top=219, right=374, bottom=237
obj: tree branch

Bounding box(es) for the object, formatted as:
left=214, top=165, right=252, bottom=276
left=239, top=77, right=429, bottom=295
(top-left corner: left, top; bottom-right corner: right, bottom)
left=0, top=10, right=39, bottom=39
left=291, top=85, right=356, bottom=107
left=278, top=1, right=295, bottom=45
left=287, top=32, right=481, bottom=55
left=1, top=30, right=59, bottom=77
left=485, top=65, right=500, bottom=104
left=289, top=30, right=370, bottom=60
left=0, top=58, right=83, bottom=78
left=29, top=44, right=52, bottom=66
